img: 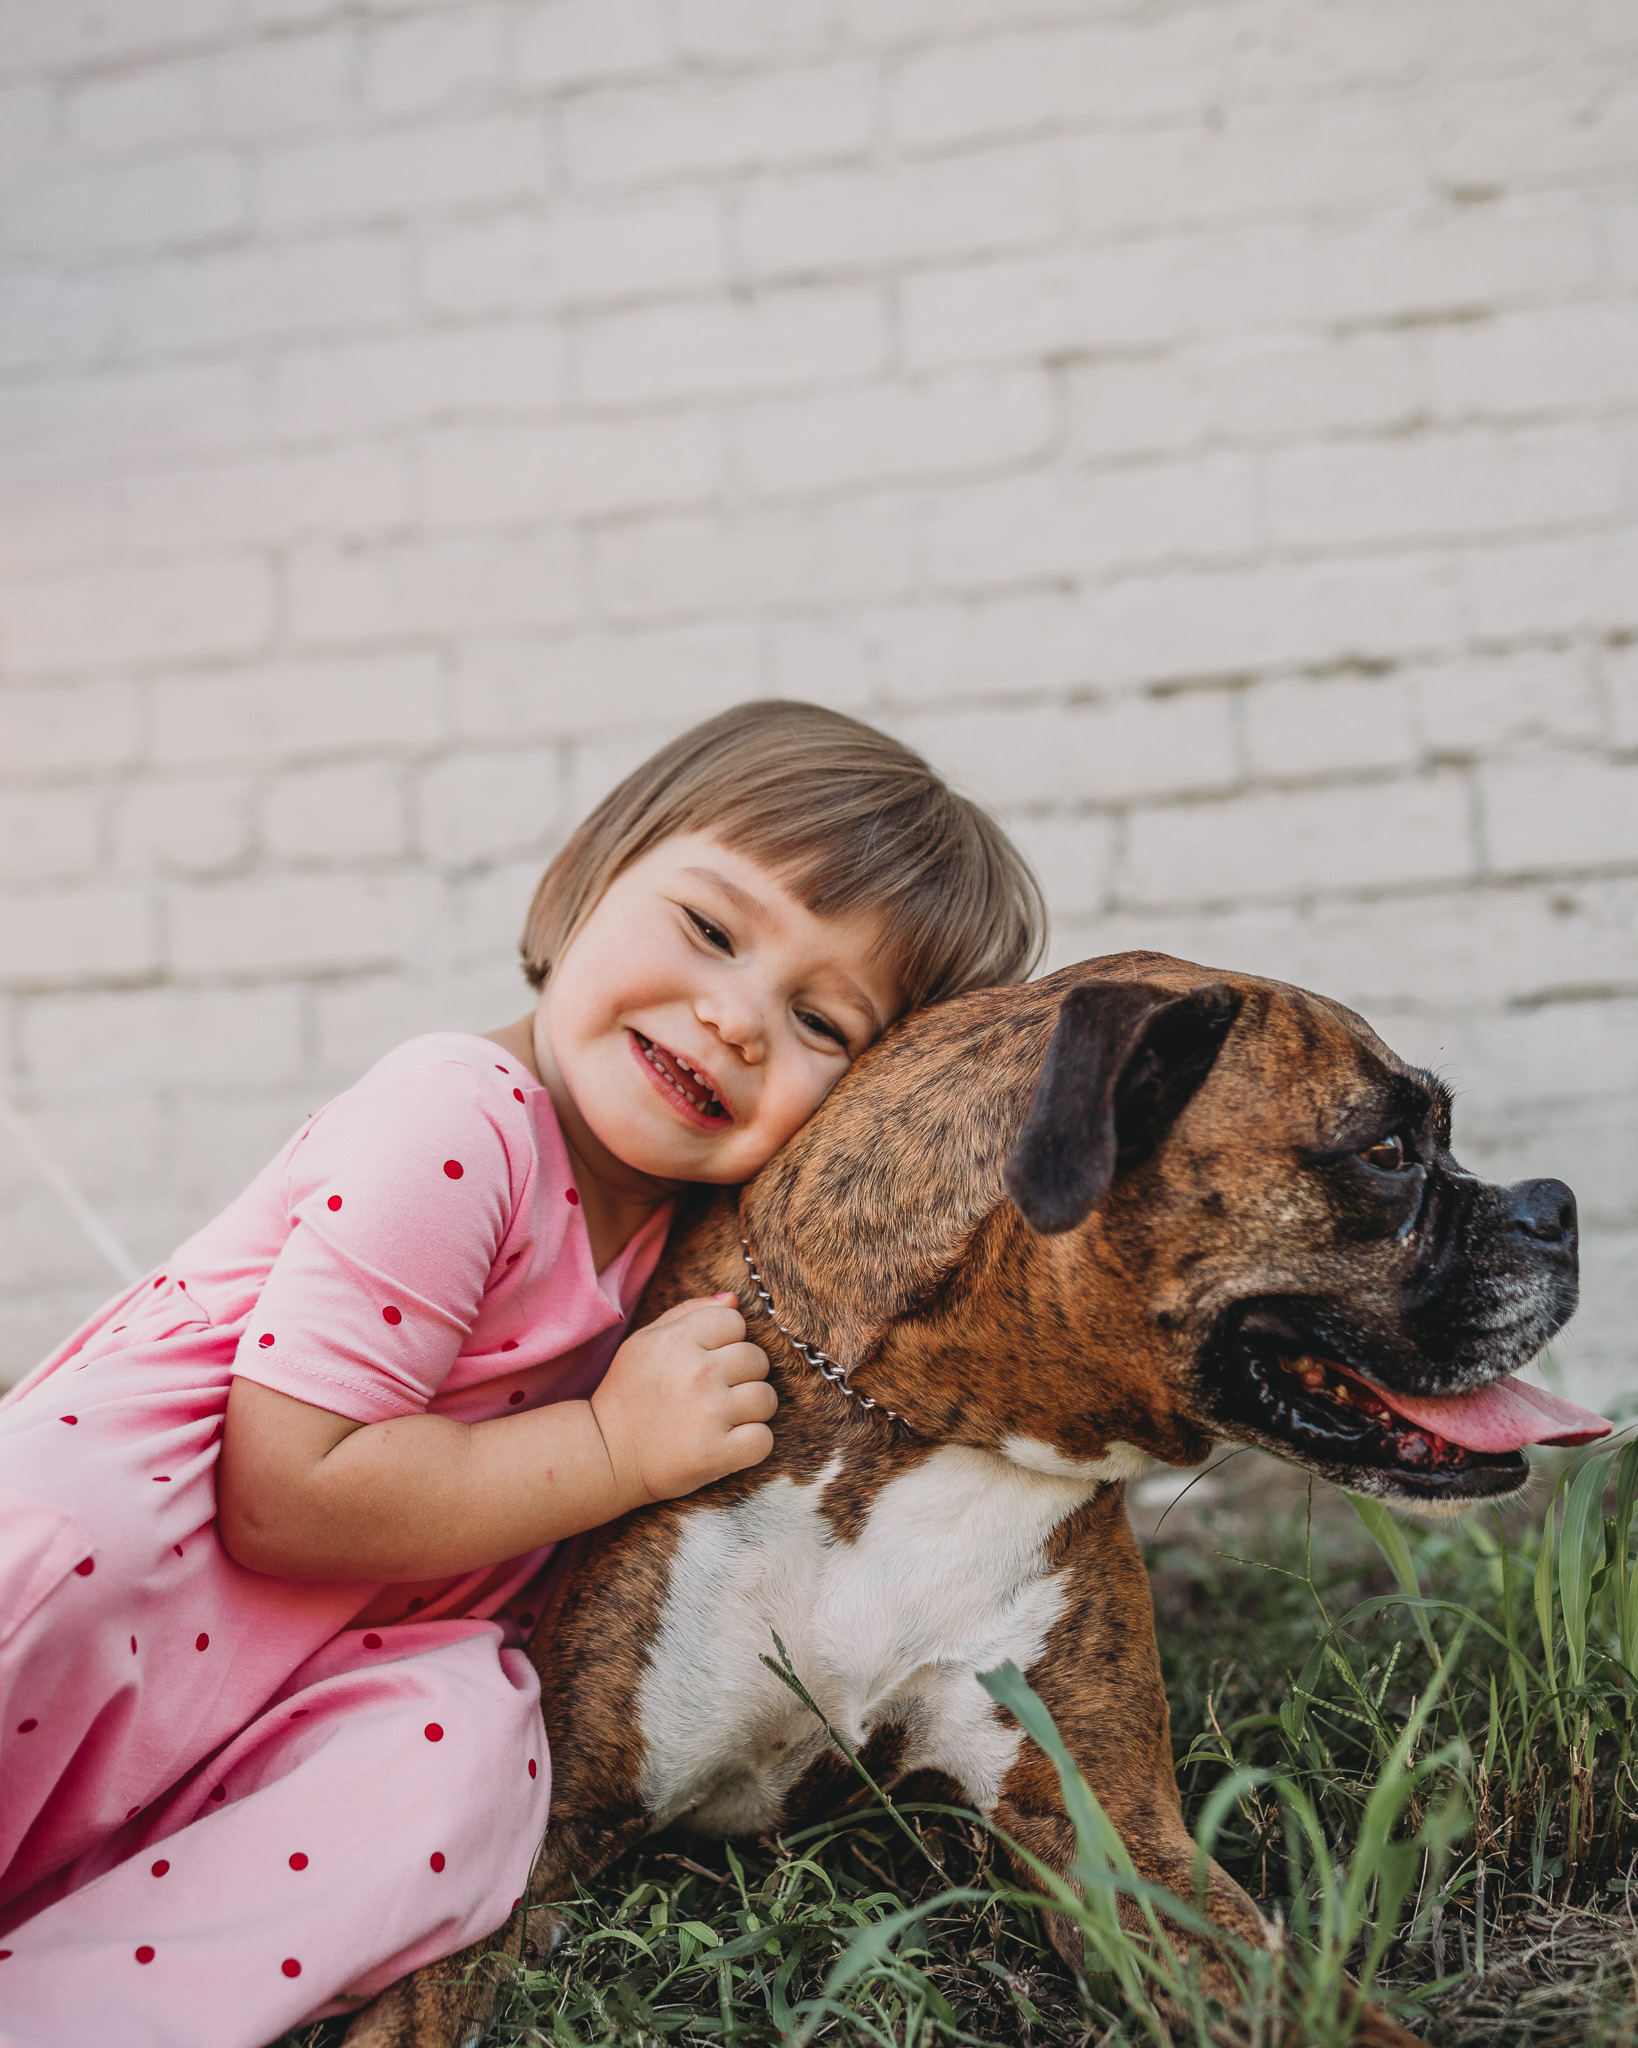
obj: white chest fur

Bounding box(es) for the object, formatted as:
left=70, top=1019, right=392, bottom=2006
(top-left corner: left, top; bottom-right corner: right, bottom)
left=634, top=1443, right=1121, bottom=1834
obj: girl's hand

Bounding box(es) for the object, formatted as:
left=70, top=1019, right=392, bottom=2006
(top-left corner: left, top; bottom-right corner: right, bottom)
left=591, top=1294, right=776, bottom=1508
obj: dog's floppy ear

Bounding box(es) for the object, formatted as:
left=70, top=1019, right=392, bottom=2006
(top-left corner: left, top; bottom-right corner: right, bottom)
left=1003, top=980, right=1242, bottom=1234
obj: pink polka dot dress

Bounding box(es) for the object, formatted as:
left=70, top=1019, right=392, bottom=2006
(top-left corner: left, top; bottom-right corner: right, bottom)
left=0, top=1036, right=669, bottom=2047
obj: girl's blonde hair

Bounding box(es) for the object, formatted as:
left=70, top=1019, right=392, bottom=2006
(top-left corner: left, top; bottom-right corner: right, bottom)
left=520, top=701, right=1045, bottom=1015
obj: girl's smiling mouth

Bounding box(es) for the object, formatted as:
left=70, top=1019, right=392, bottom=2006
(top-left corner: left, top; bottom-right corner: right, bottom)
left=630, top=1030, right=732, bottom=1126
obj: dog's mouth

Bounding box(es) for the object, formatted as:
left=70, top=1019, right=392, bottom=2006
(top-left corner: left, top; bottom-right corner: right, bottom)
left=1205, top=1302, right=1608, bottom=1504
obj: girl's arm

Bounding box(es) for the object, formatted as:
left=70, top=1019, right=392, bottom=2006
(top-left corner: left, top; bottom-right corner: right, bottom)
left=218, top=1295, right=775, bottom=1581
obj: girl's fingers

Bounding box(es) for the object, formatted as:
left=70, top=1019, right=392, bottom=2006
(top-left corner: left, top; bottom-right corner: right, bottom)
left=726, top=1378, right=778, bottom=1425
left=723, top=1421, right=776, bottom=1471
left=716, top=1340, right=771, bottom=1384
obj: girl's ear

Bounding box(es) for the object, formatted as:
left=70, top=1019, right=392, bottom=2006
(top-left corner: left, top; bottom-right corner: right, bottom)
left=1003, top=981, right=1241, bottom=1234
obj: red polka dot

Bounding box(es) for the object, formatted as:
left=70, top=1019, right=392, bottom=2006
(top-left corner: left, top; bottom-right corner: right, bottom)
left=151, top=1861, right=169, bottom=1877
left=513, top=1088, right=525, bottom=1103
left=512, top=1897, right=521, bottom=1911
left=0, top=1949, right=12, bottom=1958
left=75, top=1558, right=94, bottom=1576
left=282, top=1958, right=302, bottom=1978
left=258, top=1332, right=274, bottom=1349
left=565, top=1187, right=580, bottom=1205
left=424, top=1722, right=444, bottom=1742
left=17, top=1718, right=37, bottom=1734
left=407, top=1596, right=425, bottom=1611
left=289, top=1853, right=308, bottom=1871
left=60, top=1415, right=77, bottom=1425
left=290, top=1709, right=309, bottom=1719
left=430, top=1851, right=446, bottom=1872
left=196, top=1633, right=209, bottom=1652
left=209, top=1784, right=225, bottom=1802
left=154, top=1276, right=166, bottom=1289
left=508, top=1390, right=525, bottom=1405
left=135, top=1945, right=155, bottom=1964
left=153, top=1476, right=170, bottom=1483
left=382, top=1305, right=402, bottom=1325
left=495, top=1065, right=508, bottom=1073
left=528, top=1757, right=537, bottom=1779
left=131, top=1636, right=138, bottom=1654
left=501, top=1340, right=518, bottom=1353
left=443, top=1160, right=463, bottom=1179
left=362, top=1632, right=382, bottom=1649
left=172, top=1544, right=183, bottom=1557
left=112, top=1325, right=126, bottom=1332
left=327, top=1195, right=342, bottom=1211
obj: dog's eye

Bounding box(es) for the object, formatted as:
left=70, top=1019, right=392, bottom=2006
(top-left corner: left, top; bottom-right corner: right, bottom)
left=1360, top=1134, right=1409, bottom=1172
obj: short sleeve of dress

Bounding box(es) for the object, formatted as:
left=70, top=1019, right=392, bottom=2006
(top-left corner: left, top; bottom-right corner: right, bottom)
left=231, top=1059, right=520, bottom=1423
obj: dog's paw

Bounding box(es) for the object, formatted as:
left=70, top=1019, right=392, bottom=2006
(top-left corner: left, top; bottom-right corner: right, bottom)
left=524, top=1902, right=570, bottom=1959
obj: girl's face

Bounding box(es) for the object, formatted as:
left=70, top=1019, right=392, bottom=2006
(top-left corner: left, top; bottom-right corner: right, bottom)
left=534, top=832, right=899, bottom=1196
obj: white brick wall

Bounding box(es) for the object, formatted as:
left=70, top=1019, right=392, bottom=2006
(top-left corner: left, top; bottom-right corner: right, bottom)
left=2, top=0, right=1636, bottom=1411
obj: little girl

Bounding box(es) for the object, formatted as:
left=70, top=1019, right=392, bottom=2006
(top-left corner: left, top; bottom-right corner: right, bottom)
left=0, top=701, right=1044, bottom=2047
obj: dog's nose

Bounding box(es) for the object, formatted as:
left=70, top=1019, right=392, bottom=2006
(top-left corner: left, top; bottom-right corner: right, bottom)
left=1509, top=1178, right=1578, bottom=1249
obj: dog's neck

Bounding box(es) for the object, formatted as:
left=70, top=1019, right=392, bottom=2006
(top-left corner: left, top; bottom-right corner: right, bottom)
left=735, top=970, right=1214, bottom=1474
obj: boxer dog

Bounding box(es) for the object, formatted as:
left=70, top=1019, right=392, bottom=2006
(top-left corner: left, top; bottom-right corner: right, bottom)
left=346, top=954, right=1601, bottom=2048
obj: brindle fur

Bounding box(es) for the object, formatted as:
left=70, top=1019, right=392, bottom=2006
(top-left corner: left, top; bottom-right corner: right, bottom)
left=343, top=952, right=1579, bottom=2048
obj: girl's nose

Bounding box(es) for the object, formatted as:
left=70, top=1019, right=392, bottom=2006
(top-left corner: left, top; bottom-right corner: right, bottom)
left=696, top=992, right=765, bottom=1064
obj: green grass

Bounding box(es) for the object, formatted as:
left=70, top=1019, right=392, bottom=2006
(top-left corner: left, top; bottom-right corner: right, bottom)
left=284, top=1436, right=1638, bottom=2048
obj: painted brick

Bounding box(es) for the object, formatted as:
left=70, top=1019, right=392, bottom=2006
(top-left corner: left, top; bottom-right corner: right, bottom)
left=1242, top=676, right=1418, bottom=781
left=122, top=236, right=408, bottom=358
left=514, top=0, right=671, bottom=89
left=263, top=761, right=408, bottom=863
left=117, top=445, right=411, bottom=558
left=362, top=8, right=504, bottom=118
left=415, top=747, right=563, bottom=866
left=927, top=460, right=1259, bottom=592
left=735, top=148, right=1061, bottom=281
left=151, top=652, right=445, bottom=768
left=1268, top=426, right=1625, bottom=554
left=259, top=117, right=546, bottom=233
left=1124, top=775, right=1475, bottom=908
left=452, top=627, right=762, bottom=741
left=7, top=151, right=247, bottom=259
left=1005, top=812, right=1118, bottom=922
left=113, top=775, right=257, bottom=877
left=1607, top=644, right=1638, bottom=750
left=0, top=788, right=102, bottom=885
left=167, top=869, right=440, bottom=977
left=562, top=64, right=875, bottom=189
left=208, top=28, right=355, bottom=138
left=769, top=593, right=1096, bottom=709
left=311, top=962, right=527, bottom=1084
left=1411, top=651, right=1602, bottom=756
left=0, top=270, right=115, bottom=379
left=2, top=556, right=274, bottom=673
left=65, top=62, right=205, bottom=157
left=0, top=470, right=117, bottom=579
left=0, top=681, right=143, bottom=779
left=1462, top=530, right=1638, bottom=642
left=675, top=0, right=835, bottom=63
left=892, top=18, right=1227, bottom=148
left=1482, top=758, right=1638, bottom=876
left=0, top=884, right=159, bottom=990
left=22, top=984, right=306, bottom=1091
left=902, top=243, right=1188, bottom=371
left=288, top=533, right=581, bottom=645
left=592, top=500, right=915, bottom=620
left=271, top=325, right=561, bottom=441
left=1429, top=304, right=1638, bottom=422
left=419, top=412, right=720, bottom=527
left=575, top=286, right=883, bottom=406
left=417, top=194, right=727, bottom=315
left=733, top=374, right=1053, bottom=496
left=1436, top=76, right=1638, bottom=191
left=0, top=364, right=263, bottom=479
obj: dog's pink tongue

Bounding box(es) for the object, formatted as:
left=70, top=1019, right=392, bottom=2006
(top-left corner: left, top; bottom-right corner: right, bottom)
left=1373, top=1374, right=1610, bottom=1452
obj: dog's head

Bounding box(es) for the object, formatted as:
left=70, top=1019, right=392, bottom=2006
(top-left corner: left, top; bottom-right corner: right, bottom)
left=1001, top=958, right=1593, bottom=1509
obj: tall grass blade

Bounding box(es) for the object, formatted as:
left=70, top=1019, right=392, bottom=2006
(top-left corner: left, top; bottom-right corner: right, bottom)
left=1560, top=1451, right=1610, bottom=1689
left=1351, top=1495, right=1440, bottom=1665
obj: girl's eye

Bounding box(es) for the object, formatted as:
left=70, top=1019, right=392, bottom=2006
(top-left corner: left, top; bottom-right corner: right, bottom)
left=797, top=1011, right=846, bottom=1049
left=686, top=908, right=732, bottom=953
left=1360, top=1134, right=1409, bottom=1173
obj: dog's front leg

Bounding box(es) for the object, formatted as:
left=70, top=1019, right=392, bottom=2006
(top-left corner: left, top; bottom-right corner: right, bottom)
left=338, top=1906, right=524, bottom=2048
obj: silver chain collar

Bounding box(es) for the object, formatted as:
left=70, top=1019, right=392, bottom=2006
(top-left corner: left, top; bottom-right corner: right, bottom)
left=738, top=1236, right=902, bottom=1425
